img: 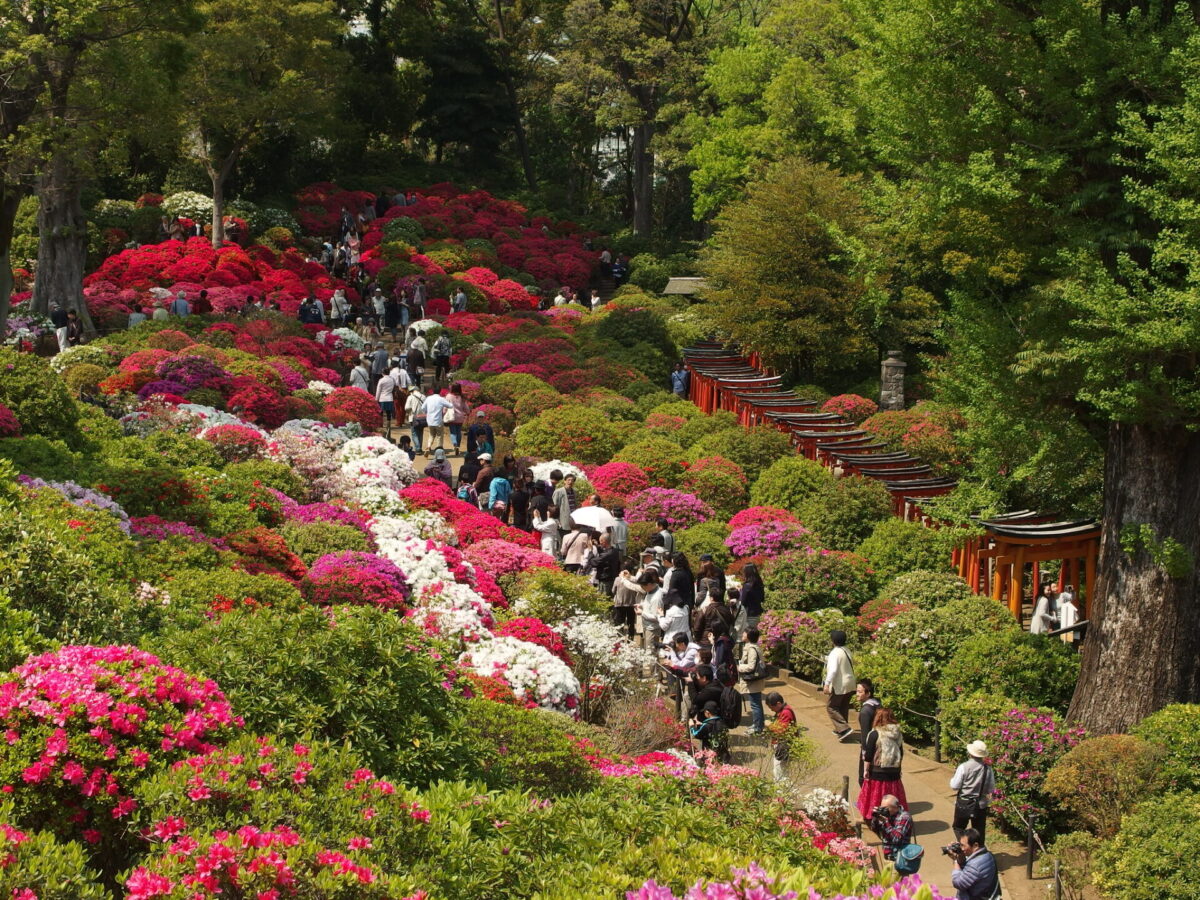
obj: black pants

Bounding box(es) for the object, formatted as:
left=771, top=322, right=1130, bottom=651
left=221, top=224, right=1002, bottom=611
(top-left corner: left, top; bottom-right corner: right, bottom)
left=952, top=797, right=988, bottom=845
left=611, top=605, right=636, bottom=639
left=434, top=355, right=450, bottom=383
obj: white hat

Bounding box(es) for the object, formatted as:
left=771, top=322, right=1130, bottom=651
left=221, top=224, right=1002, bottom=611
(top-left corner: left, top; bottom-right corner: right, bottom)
left=966, top=740, right=988, bottom=759
left=477, top=452, right=492, bottom=461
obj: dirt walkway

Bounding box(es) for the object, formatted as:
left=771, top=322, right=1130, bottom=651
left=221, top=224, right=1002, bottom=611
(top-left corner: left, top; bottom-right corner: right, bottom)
left=719, top=668, right=1043, bottom=899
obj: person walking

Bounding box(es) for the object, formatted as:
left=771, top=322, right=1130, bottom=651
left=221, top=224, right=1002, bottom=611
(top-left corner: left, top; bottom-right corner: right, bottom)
left=609, top=507, right=629, bottom=558
left=1030, top=583, right=1057, bottom=634
left=951, top=741, right=996, bottom=844
left=467, top=411, right=494, bottom=457
left=374, top=367, right=398, bottom=436
left=656, top=518, right=675, bottom=554
left=404, top=385, right=426, bottom=452
left=823, top=630, right=856, bottom=741
left=445, top=383, right=470, bottom=456
left=857, top=707, right=908, bottom=821
left=670, top=362, right=690, bottom=397
left=856, top=678, right=882, bottom=783
left=488, top=471, right=512, bottom=522
left=349, top=357, right=371, bottom=392
left=553, top=473, right=578, bottom=534
left=432, top=332, right=453, bottom=386
left=1057, top=585, right=1079, bottom=646
left=421, top=389, right=454, bottom=452
left=737, top=627, right=767, bottom=734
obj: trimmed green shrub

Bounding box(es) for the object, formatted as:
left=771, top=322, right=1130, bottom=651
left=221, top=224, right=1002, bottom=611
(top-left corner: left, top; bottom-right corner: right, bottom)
left=674, top=409, right=739, bottom=449
left=514, top=405, right=628, bottom=466
left=750, top=456, right=838, bottom=518
left=939, top=692, right=1018, bottom=764
left=687, top=426, right=792, bottom=483
left=762, top=548, right=875, bottom=614
left=137, top=431, right=225, bottom=470
left=158, top=567, right=304, bottom=631
left=465, top=700, right=598, bottom=796
left=785, top=609, right=860, bottom=682
left=0, top=436, right=87, bottom=483
left=479, top=372, right=555, bottom=408
left=61, top=363, right=107, bottom=397
left=0, top=348, right=80, bottom=446
left=510, top=567, right=610, bottom=621
left=675, top=522, right=734, bottom=570
left=1044, top=735, right=1164, bottom=838
left=1132, top=704, right=1200, bottom=792
left=635, top=389, right=680, bottom=417
left=0, top=803, right=106, bottom=899
left=281, top=520, right=372, bottom=566
left=940, top=629, right=1079, bottom=715
left=1093, top=791, right=1200, bottom=900
left=679, top=455, right=749, bottom=519
left=876, top=569, right=974, bottom=609
left=156, top=606, right=472, bottom=787
left=792, top=383, right=831, bottom=403
left=226, top=458, right=309, bottom=500
left=856, top=518, right=958, bottom=584
left=613, top=437, right=689, bottom=487
left=798, top=477, right=893, bottom=550
left=648, top=400, right=708, bottom=422
left=513, top=388, right=566, bottom=423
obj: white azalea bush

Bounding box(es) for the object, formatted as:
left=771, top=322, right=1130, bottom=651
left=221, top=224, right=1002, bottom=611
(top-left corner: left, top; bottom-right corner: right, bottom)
left=459, top=635, right=581, bottom=714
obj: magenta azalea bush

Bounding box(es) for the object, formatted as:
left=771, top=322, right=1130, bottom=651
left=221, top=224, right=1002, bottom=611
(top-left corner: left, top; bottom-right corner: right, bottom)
left=0, top=646, right=242, bottom=849
left=724, top=520, right=815, bottom=559
left=756, top=610, right=821, bottom=665
left=0, top=402, right=21, bottom=438
left=624, top=487, right=713, bottom=530
left=627, top=866, right=952, bottom=900
left=984, top=707, right=1086, bottom=834
left=303, top=552, right=410, bottom=609
left=463, top=539, right=557, bottom=581
left=589, top=462, right=651, bottom=504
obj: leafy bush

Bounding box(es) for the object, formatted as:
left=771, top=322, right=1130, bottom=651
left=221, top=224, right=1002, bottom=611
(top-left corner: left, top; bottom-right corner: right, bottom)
left=0, top=348, right=80, bottom=446
left=1044, top=735, right=1164, bottom=838
left=856, top=519, right=958, bottom=584
left=512, top=388, right=565, bottom=422
left=601, top=691, right=688, bottom=756
left=1131, top=704, right=1200, bottom=792
left=673, top=409, right=739, bottom=449
left=161, top=567, right=304, bottom=630
left=797, top=477, right=893, bottom=550
left=758, top=609, right=822, bottom=666
left=480, top=372, right=554, bottom=408
left=510, top=567, right=609, bottom=620
left=515, top=405, right=628, bottom=465
left=792, top=384, right=831, bottom=403
left=679, top=455, right=748, bottom=518
left=875, top=569, right=974, bottom=610
left=675, top=522, right=733, bottom=570
left=938, top=692, right=1018, bottom=764
left=821, top=394, right=878, bottom=423
left=785, top=609, right=860, bottom=682
left=1042, top=831, right=1100, bottom=900
left=137, top=430, right=225, bottom=470
left=613, top=437, right=689, bottom=487
left=624, top=487, right=713, bottom=530
left=464, top=700, right=598, bottom=796
left=761, top=548, right=874, bottom=614
left=225, top=458, right=309, bottom=500
left=749, top=456, right=837, bottom=516
left=62, top=363, right=108, bottom=397
left=1093, top=791, right=1200, bottom=900
left=0, top=803, right=106, bottom=898
left=940, top=630, right=1079, bottom=714
left=984, top=707, right=1086, bottom=836
left=281, top=520, right=372, bottom=565
left=687, top=426, right=793, bottom=483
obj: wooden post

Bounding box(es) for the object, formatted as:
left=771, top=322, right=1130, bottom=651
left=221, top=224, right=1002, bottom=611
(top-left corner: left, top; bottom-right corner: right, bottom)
left=1011, top=548, right=1026, bottom=619
left=1032, top=561, right=1041, bottom=596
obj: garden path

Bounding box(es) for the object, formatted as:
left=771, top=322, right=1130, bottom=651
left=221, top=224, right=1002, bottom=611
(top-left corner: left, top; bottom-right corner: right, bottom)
left=727, top=671, right=1042, bottom=900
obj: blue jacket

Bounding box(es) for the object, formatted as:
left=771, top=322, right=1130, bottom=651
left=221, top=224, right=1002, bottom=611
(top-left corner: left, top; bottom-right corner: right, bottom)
left=952, top=849, right=998, bottom=900
left=489, top=477, right=512, bottom=506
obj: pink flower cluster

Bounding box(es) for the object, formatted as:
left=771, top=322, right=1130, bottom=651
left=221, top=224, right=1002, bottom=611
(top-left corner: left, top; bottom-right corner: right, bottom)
left=628, top=867, right=950, bottom=900
left=624, top=488, right=713, bottom=530
left=588, top=462, right=651, bottom=504
left=304, top=552, right=410, bottom=609
left=724, top=520, right=815, bottom=559
left=821, top=394, right=879, bottom=424
left=462, top=540, right=556, bottom=581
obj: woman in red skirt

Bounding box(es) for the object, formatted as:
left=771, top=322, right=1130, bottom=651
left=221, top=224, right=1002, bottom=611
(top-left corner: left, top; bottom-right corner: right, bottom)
left=857, top=707, right=908, bottom=820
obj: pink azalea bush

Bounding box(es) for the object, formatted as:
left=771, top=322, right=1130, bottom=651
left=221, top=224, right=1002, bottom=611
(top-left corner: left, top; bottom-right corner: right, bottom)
left=756, top=610, right=821, bottom=664
left=589, top=462, right=651, bottom=504
left=628, top=869, right=949, bottom=900
left=303, top=552, right=410, bottom=609
left=0, top=646, right=242, bottom=848
left=724, top=520, right=815, bottom=559
left=821, top=394, right=878, bottom=424
left=624, top=488, right=713, bottom=530
left=727, top=506, right=798, bottom=531
left=462, top=540, right=556, bottom=581
left=984, top=707, right=1086, bottom=833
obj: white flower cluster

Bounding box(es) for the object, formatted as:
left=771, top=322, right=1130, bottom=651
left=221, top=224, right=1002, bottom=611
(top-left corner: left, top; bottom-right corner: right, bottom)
left=336, top=438, right=419, bottom=501
left=529, top=460, right=586, bottom=483
left=305, top=379, right=337, bottom=395
left=800, top=787, right=850, bottom=823
left=318, top=327, right=365, bottom=351
left=175, top=404, right=246, bottom=431
left=557, top=613, right=648, bottom=685
left=273, top=419, right=360, bottom=447
left=459, top=635, right=581, bottom=714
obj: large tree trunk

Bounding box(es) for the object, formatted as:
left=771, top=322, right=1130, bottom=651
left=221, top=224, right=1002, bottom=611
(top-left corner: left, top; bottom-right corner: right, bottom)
left=631, top=121, right=654, bottom=237
left=31, top=153, right=96, bottom=336
left=0, top=186, right=21, bottom=337
left=208, top=147, right=239, bottom=249
left=1068, top=422, right=1200, bottom=733
left=503, top=75, right=536, bottom=192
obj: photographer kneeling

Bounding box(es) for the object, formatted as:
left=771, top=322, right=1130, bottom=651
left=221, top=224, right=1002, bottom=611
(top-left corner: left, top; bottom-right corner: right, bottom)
left=948, top=828, right=999, bottom=900
left=870, top=795, right=913, bottom=864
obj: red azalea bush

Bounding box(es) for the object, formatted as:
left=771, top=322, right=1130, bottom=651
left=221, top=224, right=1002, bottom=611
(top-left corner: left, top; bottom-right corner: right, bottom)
left=462, top=539, right=556, bottom=581
left=323, top=387, right=383, bottom=433
left=857, top=595, right=915, bottom=635
left=727, top=506, right=799, bottom=531
left=0, top=403, right=20, bottom=438
left=224, top=527, right=308, bottom=582
left=494, top=617, right=572, bottom=664
left=228, top=384, right=289, bottom=429
left=0, top=646, right=242, bottom=852
left=821, top=394, right=878, bottom=423
left=201, top=423, right=269, bottom=463
left=589, top=462, right=651, bottom=505
left=303, top=552, right=410, bottom=609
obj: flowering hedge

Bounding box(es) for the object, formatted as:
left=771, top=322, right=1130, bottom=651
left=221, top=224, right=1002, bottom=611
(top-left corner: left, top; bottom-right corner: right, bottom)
left=304, top=552, right=410, bottom=609
left=624, top=487, right=713, bottom=531
left=984, top=707, right=1086, bottom=835
left=725, top=520, right=815, bottom=559
left=757, top=610, right=822, bottom=665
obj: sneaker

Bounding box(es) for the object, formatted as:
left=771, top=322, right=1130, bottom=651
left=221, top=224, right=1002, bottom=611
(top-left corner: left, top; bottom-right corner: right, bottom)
left=837, top=729, right=855, bottom=742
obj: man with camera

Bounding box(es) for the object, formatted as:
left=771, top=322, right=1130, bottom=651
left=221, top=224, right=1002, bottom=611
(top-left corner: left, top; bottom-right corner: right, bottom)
left=947, top=828, right=999, bottom=900
left=869, top=794, right=913, bottom=863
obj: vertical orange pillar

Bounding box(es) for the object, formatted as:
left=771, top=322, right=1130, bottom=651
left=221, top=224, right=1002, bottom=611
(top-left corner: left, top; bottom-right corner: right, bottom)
left=1032, top=561, right=1041, bottom=595
left=1010, top=548, right=1026, bottom=619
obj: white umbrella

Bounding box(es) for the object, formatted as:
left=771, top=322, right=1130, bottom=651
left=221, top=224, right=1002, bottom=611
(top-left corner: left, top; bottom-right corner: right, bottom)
left=571, top=506, right=616, bottom=532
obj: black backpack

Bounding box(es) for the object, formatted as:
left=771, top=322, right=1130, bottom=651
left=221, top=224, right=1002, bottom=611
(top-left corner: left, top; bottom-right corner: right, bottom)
left=718, top=685, right=743, bottom=729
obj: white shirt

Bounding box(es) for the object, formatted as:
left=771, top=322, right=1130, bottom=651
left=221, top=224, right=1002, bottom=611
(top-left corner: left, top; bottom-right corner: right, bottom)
left=532, top=515, right=560, bottom=554
left=404, top=391, right=425, bottom=422
left=389, top=366, right=411, bottom=389
left=421, top=393, right=453, bottom=426
left=1058, top=598, right=1078, bottom=636
left=411, top=336, right=428, bottom=355
left=824, top=645, right=855, bottom=693
left=638, top=586, right=664, bottom=626
left=349, top=366, right=370, bottom=391
left=1031, top=595, right=1055, bottom=634
left=553, top=292, right=567, bottom=306
left=659, top=604, right=691, bottom=642
left=372, top=295, right=386, bottom=316
left=374, top=374, right=397, bottom=402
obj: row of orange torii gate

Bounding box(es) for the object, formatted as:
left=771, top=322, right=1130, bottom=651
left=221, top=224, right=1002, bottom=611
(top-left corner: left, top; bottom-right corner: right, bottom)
left=683, top=344, right=1101, bottom=622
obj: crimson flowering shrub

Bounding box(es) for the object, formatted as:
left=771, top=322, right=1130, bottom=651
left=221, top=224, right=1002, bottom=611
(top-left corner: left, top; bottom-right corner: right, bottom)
left=0, top=404, right=22, bottom=438
left=984, top=707, right=1086, bottom=835
left=494, top=617, right=572, bottom=663
left=725, top=520, right=816, bottom=559
left=624, top=488, right=713, bottom=530
left=323, top=387, right=383, bottom=433
left=589, top=462, right=651, bottom=504
left=462, top=539, right=556, bottom=581
left=200, top=423, right=269, bottom=463
left=727, top=506, right=798, bottom=531
left=821, top=394, right=878, bottom=423
left=860, top=410, right=925, bottom=449
left=227, top=384, right=289, bottom=429
left=304, top=552, right=410, bottom=609
left=0, top=646, right=242, bottom=861
left=222, top=527, right=306, bottom=582
left=856, top=596, right=914, bottom=635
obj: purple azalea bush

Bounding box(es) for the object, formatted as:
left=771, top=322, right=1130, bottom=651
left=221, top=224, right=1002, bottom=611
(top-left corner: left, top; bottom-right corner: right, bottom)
left=725, top=520, right=814, bottom=558
left=624, top=487, right=713, bottom=530
left=18, top=475, right=132, bottom=534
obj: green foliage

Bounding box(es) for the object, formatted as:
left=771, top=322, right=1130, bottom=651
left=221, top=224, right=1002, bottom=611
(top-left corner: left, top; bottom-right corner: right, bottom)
left=1131, top=704, right=1200, bottom=793
left=938, top=692, right=1017, bottom=764
left=383, top=216, right=425, bottom=245
left=464, top=700, right=598, bottom=797
left=687, top=426, right=792, bottom=484
left=1044, top=735, right=1164, bottom=839
left=156, top=606, right=471, bottom=787
left=479, top=372, right=555, bottom=408
left=1120, top=523, right=1193, bottom=579
left=613, top=437, right=689, bottom=487
left=785, top=608, right=860, bottom=682
left=514, top=404, right=628, bottom=466
left=157, top=567, right=304, bottom=632
left=280, top=520, right=371, bottom=566
left=510, top=567, right=609, bottom=621
left=61, top=363, right=107, bottom=397
left=675, top=522, right=733, bottom=570
left=762, top=548, right=874, bottom=614
left=0, top=803, right=106, bottom=899
left=940, top=630, right=1079, bottom=715
left=0, top=349, right=80, bottom=446
left=797, top=476, right=893, bottom=550
left=856, top=518, right=957, bottom=585
left=749, top=455, right=837, bottom=517
left=673, top=410, right=739, bottom=450
left=1093, top=791, right=1200, bottom=900
left=679, top=456, right=748, bottom=519
left=0, top=591, right=46, bottom=673
left=627, top=252, right=690, bottom=294
left=1041, top=831, right=1100, bottom=900
left=135, top=431, right=225, bottom=470
left=225, top=458, right=308, bottom=500
left=876, top=569, right=974, bottom=610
